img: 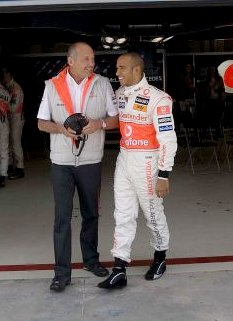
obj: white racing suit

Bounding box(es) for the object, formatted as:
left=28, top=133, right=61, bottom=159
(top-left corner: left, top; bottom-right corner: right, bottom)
left=111, top=76, right=177, bottom=263
left=7, top=79, right=24, bottom=169
left=0, top=85, right=10, bottom=177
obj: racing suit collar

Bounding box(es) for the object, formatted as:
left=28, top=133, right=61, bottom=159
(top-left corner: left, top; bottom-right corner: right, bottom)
left=124, top=74, right=148, bottom=98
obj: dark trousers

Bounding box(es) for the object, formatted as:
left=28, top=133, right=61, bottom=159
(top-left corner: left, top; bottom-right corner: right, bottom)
left=51, top=162, right=102, bottom=280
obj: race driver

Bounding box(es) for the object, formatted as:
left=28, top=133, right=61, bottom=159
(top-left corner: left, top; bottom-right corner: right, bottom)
left=98, top=52, right=177, bottom=289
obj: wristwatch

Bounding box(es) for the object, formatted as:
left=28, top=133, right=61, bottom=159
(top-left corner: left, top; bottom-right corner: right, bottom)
left=101, top=119, right=107, bottom=129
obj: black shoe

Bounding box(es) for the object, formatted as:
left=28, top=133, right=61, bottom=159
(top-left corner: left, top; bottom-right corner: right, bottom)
left=7, top=165, right=15, bottom=175
left=83, top=262, right=109, bottom=277
left=98, top=267, right=127, bottom=289
left=50, top=277, right=71, bottom=292
left=8, top=168, right=24, bottom=180
left=145, top=260, right=166, bottom=280
left=7, top=165, right=14, bottom=176
left=0, top=176, right=6, bottom=187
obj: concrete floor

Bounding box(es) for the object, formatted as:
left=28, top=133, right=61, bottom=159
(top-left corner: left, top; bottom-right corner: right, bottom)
left=1, top=267, right=233, bottom=321
left=0, top=147, right=233, bottom=321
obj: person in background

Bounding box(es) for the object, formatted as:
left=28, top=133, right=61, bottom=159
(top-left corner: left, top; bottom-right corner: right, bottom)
left=0, top=70, right=10, bottom=187
left=2, top=66, right=25, bottom=179
left=178, top=63, right=195, bottom=127
left=98, top=52, right=177, bottom=289
left=203, top=66, right=224, bottom=132
left=179, top=63, right=195, bottom=108
left=37, top=42, right=119, bottom=292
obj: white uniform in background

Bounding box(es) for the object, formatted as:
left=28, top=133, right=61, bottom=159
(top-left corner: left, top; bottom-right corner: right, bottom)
left=6, top=78, right=25, bottom=170
left=0, top=84, right=10, bottom=179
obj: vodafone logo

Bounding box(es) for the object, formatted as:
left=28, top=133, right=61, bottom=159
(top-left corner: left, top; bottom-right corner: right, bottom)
left=157, top=106, right=170, bottom=115
left=125, top=124, right=133, bottom=137
left=143, top=89, right=150, bottom=96
left=122, top=124, right=149, bottom=147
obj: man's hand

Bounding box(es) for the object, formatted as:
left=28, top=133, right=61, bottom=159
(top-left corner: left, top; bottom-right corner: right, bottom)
left=155, top=179, right=170, bottom=198
left=38, top=119, right=79, bottom=141
left=82, top=118, right=102, bottom=135
left=59, top=124, right=79, bottom=140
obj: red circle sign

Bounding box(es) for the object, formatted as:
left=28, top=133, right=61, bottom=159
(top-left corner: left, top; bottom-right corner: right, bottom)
left=224, top=64, right=233, bottom=88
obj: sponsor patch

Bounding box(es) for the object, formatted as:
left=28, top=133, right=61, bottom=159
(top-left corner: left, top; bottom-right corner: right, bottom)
left=119, top=101, right=125, bottom=109
left=142, top=89, right=150, bottom=96
left=157, top=105, right=170, bottom=115
left=135, top=96, right=149, bottom=105
left=158, top=116, right=172, bottom=124
left=133, top=104, right=147, bottom=112
left=119, top=111, right=148, bottom=122
left=159, top=125, right=173, bottom=132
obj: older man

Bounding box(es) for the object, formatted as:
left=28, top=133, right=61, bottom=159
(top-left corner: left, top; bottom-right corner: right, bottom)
left=37, top=42, right=118, bottom=292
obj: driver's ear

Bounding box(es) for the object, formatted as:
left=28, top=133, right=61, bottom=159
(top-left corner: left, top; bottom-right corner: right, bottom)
left=67, top=56, right=73, bottom=66
left=133, top=65, right=141, bottom=77
left=134, top=65, right=141, bottom=73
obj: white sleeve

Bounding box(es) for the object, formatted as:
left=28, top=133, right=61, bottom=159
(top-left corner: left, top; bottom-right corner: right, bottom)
left=153, top=96, right=177, bottom=172
left=37, top=85, right=51, bottom=120
left=105, top=81, right=118, bottom=117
